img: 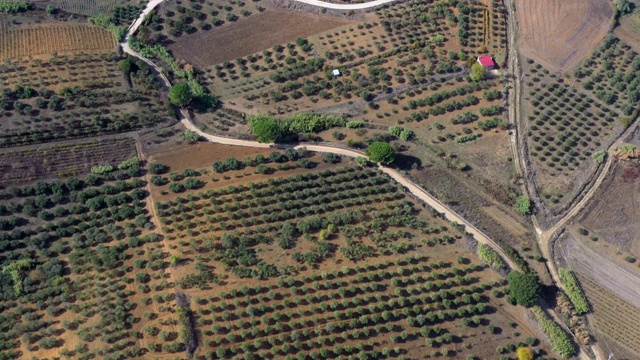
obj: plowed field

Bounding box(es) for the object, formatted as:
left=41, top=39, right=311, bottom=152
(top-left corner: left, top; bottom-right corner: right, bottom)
left=0, top=23, right=116, bottom=59
left=515, top=0, right=613, bottom=72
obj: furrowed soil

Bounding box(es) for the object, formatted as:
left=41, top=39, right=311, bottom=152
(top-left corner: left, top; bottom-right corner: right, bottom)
left=514, top=0, right=614, bottom=72
left=167, top=9, right=351, bottom=68
left=0, top=137, right=137, bottom=186
left=0, top=23, right=116, bottom=59
left=578, top=161, right=640, bottom=257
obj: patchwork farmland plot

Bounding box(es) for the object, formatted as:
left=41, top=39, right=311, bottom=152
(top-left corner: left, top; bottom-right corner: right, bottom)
left=0, top=24, right=116, bottom=59
left=0, top=137, right=137, bottom=185
left=0, top=163, right=164, bottom=359
left=575, top=274, right=640, bottom=355
left=522, top=57, right=625, bottom=210
left=515, top=0, right=614, bottom=72
left=0, top=54, right=173, bottom=147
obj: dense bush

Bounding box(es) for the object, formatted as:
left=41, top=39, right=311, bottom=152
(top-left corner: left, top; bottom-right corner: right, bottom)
left=507, top=271, right=540, bottom=307
left=477, top=243, right=505, bottom=269
left=366, top=142, right=395, bottom=165
left=515, top=196, right=531, bottom=215
left=531, top=306, right=575, bottom=357
left=148, top=163, right=169, bottom=174
left=558, top=269, right=589, bottom=315
left=248, top=114, right=345, bottom=143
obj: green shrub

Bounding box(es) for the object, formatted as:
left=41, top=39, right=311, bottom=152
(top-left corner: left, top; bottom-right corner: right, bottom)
left=592, top=150, right=606, bottom=164
left=558, top=269, right=589, bottom=315
left=530, top=306, right=575, bottom=358
left=477, top=243, right=506, bottom=269
left=91, top=165, right=113, bottom=175
left=346, top=121, right=365, bottom=128
left=118, top=157, right=141, bottom=170
left=0, top=1, right=28, bottom=13
left=515, top=196, right=531, bottom=215
left=456, top=133, right=482, bottom=143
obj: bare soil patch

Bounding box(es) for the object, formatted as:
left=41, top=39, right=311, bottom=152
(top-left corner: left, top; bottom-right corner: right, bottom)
left=555, top=233, right=640, bottom=310
left=167, top=9, right=351, bottom=68
left=578, top=162, right=640, bottom=256
left=515, top=0, right=614, bottom=72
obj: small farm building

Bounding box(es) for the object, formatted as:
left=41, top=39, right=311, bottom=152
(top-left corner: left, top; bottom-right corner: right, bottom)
left=332, top=69, right=341, bottom=77
left=477, top=56, right=496, bottom=70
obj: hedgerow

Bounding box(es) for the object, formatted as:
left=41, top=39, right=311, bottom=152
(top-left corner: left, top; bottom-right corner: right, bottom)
left=477, top=243, right=505, bottom=269
left=531, top=306, right=575, bottom=358
left=558, top=268, right=589, bottom=315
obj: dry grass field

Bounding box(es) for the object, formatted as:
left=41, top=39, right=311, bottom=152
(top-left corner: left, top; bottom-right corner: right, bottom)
left=0, top=23, right=116, bottom=59
left=515, top=0, right=614, bottom=72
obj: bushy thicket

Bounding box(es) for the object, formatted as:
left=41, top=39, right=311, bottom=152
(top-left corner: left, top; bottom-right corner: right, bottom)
left=248, top=114, right=345, bottom=143
left=558, top=268, right=589, bottom=315
left=531, top=306, right=575, bottom=358
left=0, top=1, right=28, bottom=13
left=477, top=243, right=505, bottom=269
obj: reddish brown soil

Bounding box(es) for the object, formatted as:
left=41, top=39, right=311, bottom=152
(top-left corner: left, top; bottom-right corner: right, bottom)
left=515, top=0, right=614, bottom=72
left=167, top=9, right=351, bottom=67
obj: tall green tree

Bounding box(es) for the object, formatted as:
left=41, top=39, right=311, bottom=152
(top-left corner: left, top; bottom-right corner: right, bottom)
left=168, top=83, right=193, bottom=107
left=470, top=63, right=486, bottom=82
left=366, top=142, right=395, bottom=165
left=507, top=271, right=540, bottom=307
left=248, top=115, right=285, bottom=143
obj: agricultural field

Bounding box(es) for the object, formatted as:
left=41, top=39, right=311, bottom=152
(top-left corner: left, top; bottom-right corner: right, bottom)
left=514, top=0, right=614, bottom=72
left=520, top=37, right=638, bottom=213
left=143, top=143, right=549, bottom=359
left=54, top=0, right=145, bottom=19
left=0, top=156, right=162, bottom=360
left=0, top=53, right=173, bottom=147
left=0, top=143, right=553, bottom=360
left=614, top=7, right=640, bottom=53
left=0, top=137, right=137, bottom=186
left=577, top=160, right=640, bottom=258
left=0, top=23, right=116, bottom=59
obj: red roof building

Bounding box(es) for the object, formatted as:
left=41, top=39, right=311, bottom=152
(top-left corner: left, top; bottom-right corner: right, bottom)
left=477, top=55, right=496, bottom=69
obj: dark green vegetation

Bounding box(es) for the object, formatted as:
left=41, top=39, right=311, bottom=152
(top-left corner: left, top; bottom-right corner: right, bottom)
left=366, top=141, right=396, bottom=165
left=248, top=114, right=345, bottom=143
left=0, top=160, right=166, bottom=359
left=507, top=271, right=540, bottom=307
